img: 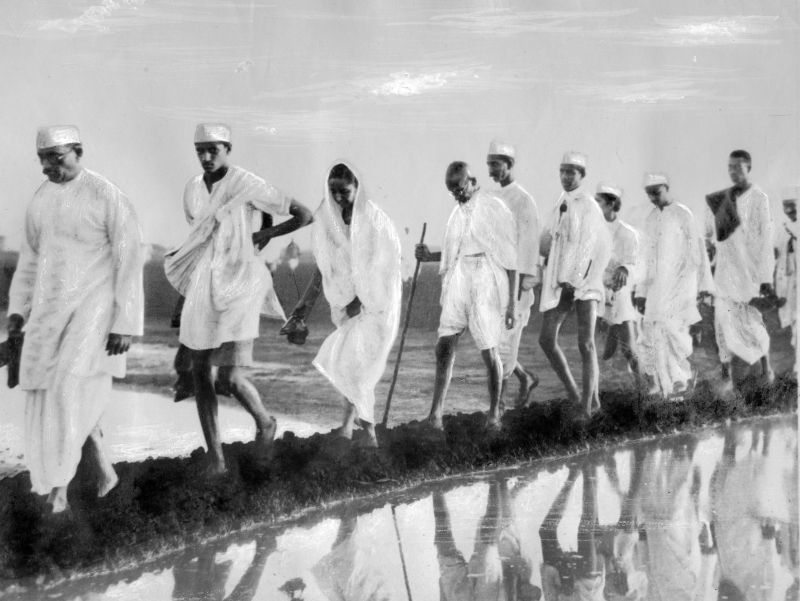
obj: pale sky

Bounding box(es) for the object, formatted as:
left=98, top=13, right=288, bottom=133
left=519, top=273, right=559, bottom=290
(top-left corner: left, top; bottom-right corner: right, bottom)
left=0, top=0, right=797, bottom=269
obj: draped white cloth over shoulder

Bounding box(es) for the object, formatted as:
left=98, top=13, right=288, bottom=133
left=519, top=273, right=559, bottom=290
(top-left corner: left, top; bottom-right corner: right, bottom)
left=312, top=161, right=402, bottom=425
left=164, top=165, right=291, bottom=350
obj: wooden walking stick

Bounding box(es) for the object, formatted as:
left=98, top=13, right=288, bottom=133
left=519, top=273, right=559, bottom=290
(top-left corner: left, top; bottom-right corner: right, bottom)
left=382, top=222, right=427, bottom=427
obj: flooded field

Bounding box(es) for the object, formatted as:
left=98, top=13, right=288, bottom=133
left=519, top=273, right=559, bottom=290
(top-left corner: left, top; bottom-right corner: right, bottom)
left=3, top=415, right=796, bottom=601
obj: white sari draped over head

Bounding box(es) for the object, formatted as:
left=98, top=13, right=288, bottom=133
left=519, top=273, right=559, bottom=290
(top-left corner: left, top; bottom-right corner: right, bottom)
left=312, top=161, right=402, bottom=424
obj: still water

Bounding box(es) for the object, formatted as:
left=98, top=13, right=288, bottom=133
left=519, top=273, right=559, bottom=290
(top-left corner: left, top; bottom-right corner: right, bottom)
left=2, top=416, right=797, bottom=601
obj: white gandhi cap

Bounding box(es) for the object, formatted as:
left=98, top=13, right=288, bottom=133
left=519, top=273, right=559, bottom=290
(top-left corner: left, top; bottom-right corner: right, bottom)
left=36, top=125, right=80, bottom=150
left=194, top=123, right=232, bottom=144
left=596, top=181, right=622, bottom=198
left=487, top=140, right=516, bottom=160
left=643, top=172, right=669, bottom=188
left=561, top=150, right=587, bottom=169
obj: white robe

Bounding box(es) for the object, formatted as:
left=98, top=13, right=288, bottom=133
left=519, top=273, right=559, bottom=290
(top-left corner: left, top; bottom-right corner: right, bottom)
left=705, top=185, right=774, bottom=364
left=165, top=165, right=291, bottom=350
left=495, top=182, right=540, bottom=375
left=311, top=162, right=402, bottom=425
left=540, top=187, right=611, bottom=312
left=637, top=202, right=713, bottom=395
left=8, top=168, right=144, bottom=493
left=603, top=219, right=640, bottom=325
left=775, top=220, right=797, bottom=348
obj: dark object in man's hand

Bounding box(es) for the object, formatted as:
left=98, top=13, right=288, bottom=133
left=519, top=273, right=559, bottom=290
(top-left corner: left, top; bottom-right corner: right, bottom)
left=170, top=295, right=185, bottom=329
left=633, top=297, right=646, bottom=315
left=345, top=297, right=362, bottom=318
left=0, top=333, right=23, bottom=388
left=280, top=314, right=309, bottom=345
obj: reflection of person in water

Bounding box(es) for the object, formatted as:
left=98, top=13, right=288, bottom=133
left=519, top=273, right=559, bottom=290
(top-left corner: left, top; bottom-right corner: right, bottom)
left=434, top=478, right=541, bottom=600
left=711, top=425, right=798, bottom=601
left=603, top=447, right=649, bottom=601
left=172, top=532, right=275, bottom=601
left=539, top=460, right=605, bottom=601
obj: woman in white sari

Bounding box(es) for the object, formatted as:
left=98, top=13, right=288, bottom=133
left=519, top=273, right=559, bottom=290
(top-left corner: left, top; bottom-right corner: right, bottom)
left=287, top=162, right=402, bottom=447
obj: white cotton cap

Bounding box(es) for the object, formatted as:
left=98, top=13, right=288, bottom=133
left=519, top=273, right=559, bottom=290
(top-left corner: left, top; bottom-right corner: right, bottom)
left=561, top=150, right=587, bottom=169
left=487, top=140, right=516, bottom=160
left=36, top=125, right=80, bottom=150
left=781, top=185, right=799, bottom=201
left=643, top=172, right=669, bottom=188
left=596, top=181, right=622, bottom=198
left=194, top=123, right=231, bottom=144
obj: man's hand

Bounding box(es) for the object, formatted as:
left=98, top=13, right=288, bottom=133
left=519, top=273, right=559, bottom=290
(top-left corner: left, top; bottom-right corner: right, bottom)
left=106, top=333, right=132, bottom=356
left=519, top=274, right=537, bottom=292
left=345, top=297, right=362, bottom=318
left=633, top=297, right=646, bottom=315
left=415, top=244, right=433, bottom=262
left=611, top=266, right=628, bottom=292
left=505, top=305, right=516, bottom=330
left=7, top=314, right=24, bottom=337
left=759, top=283, right=775, bottom=298
left=539, top=231, right=553, bottom=257
left=252, top=230, right=273, bottom=251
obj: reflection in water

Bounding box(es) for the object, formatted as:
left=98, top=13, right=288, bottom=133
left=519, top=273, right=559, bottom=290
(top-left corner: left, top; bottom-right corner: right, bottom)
left=3, top=417, right=797, bottom=601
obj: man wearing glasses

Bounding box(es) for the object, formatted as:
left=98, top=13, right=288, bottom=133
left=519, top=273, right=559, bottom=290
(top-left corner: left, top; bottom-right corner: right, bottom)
left=7, top=125, right=144, bottom=512
left=635, top=173, right=713, bottom=398
left=164, top=123, right=312, bottom=476
left=415, top=161, right=517, bottom=431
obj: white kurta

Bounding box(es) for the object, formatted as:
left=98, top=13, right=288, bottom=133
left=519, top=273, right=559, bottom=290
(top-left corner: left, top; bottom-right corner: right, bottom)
left=8, top=168, right=144, bottom=493
left=705, top=185, right=774, bottom=364
left=165, top=165, right=291, bottom=350
left=311, top=162, right=402, bottom=425
left=603, top=219, right=640, bottom=325
left=539, top=187, right=611, bottom=312
left=495, top=181, right=540, bottom=376
left=637, top=202, right=713, bottom=395
left=775, top=221, right=797, bottom=348
left=438, top=190, right=517, bottom=350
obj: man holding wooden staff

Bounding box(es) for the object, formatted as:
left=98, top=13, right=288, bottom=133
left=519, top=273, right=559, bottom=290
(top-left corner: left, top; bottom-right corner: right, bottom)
left=415, top=161, right=517, bottom=431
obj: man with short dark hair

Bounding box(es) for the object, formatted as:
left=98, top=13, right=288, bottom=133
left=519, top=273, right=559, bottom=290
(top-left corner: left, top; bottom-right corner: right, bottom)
left=636, top=173, right=713, bottom=398
left=538, top=152, right=611, bottom=417
left=7, top=125, right=144, bottom=512
left=164, top=123, right=313, bottom=476
left=704, top=150, right=775, bottom=390
left=486, top=141, right=541, bottom=408
left=415, top=161, right=517, bottom=430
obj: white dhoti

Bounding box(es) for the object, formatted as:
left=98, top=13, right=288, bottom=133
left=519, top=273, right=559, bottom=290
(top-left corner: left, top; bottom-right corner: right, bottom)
left=498, top=288, right=534, bottom=377
left=25, top=373, right=112, bottom=494
left=714, top=297, right=770, bottom=365
left=313, top=310, right=398, bottom=425
left=438, top=255, right=505, bottom=351
left=638, top=319, right=694, bottom=395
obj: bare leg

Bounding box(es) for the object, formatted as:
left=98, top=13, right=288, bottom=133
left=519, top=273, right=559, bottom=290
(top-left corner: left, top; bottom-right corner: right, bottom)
left=576, top=299, right=600, bottom=415
left=760, top=354, right=774, bottom=383
left=359, top=419, right=379, bottom=448
left=86, top=426, right=119, bottom=497
left=427, top=334, right=460, bottom=429
left=192, top=350, right=226, bottom=476
left=218, top=366, right=276, bottom=451
left=481, top=347, right=503, bottom=428
left=539, top=303, right=580, bottom=403
left=335, top=401, right=357, bottom=439
left=602, top=324, right=619, bottom=361
left=618, top=320, right=643, bottom=388
left=513, top=362, right=540, bottom=408
left=173, top=344, right=194, bottom=402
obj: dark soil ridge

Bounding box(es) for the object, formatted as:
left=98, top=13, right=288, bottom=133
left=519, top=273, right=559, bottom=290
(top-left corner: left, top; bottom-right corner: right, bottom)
left=0, top=376, right=796, bottom=586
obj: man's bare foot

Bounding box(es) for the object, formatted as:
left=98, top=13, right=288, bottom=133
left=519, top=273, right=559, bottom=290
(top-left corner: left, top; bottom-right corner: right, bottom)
left=203, top=462, right=228, bottom=479
left=332, top=426, right=353, bottom=440
left=763, top=368, right=775, bottom=385
left=425, top=414, right=444, bottom=431
left=46, top=488, right=69, bottom=514
left=98, top=473, right=119, bottom=498
left=256, top=417, right=277, bottom=448
left=516, top=373, right=540, bottom=408
left=486, top=416, right=502, bottom=432
left=358, top=432, right=379, bottom=448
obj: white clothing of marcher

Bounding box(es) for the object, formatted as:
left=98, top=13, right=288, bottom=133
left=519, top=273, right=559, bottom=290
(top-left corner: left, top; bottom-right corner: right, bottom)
left=495, top=181, right=540, bottom=377
left=603, top=219, right=640, bottom=325
left=539, top=187, right=611, bottom=313
left=438, top=190, right=517, bottom=350
left=165, top=165, right=292, bottom=350
left=704, top=185, right=774, bottom=364
left=775, top=220, right=797, bottom=349
left=637, top=202, right=713, bottom=396
left=311, top=162, right=402, bottom=425
left=8, top=168, right=144, bottom=494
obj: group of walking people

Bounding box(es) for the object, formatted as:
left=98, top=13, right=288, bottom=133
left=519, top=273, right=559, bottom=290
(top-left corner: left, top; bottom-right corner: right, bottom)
left=1, top=123, right=796, bottom=513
